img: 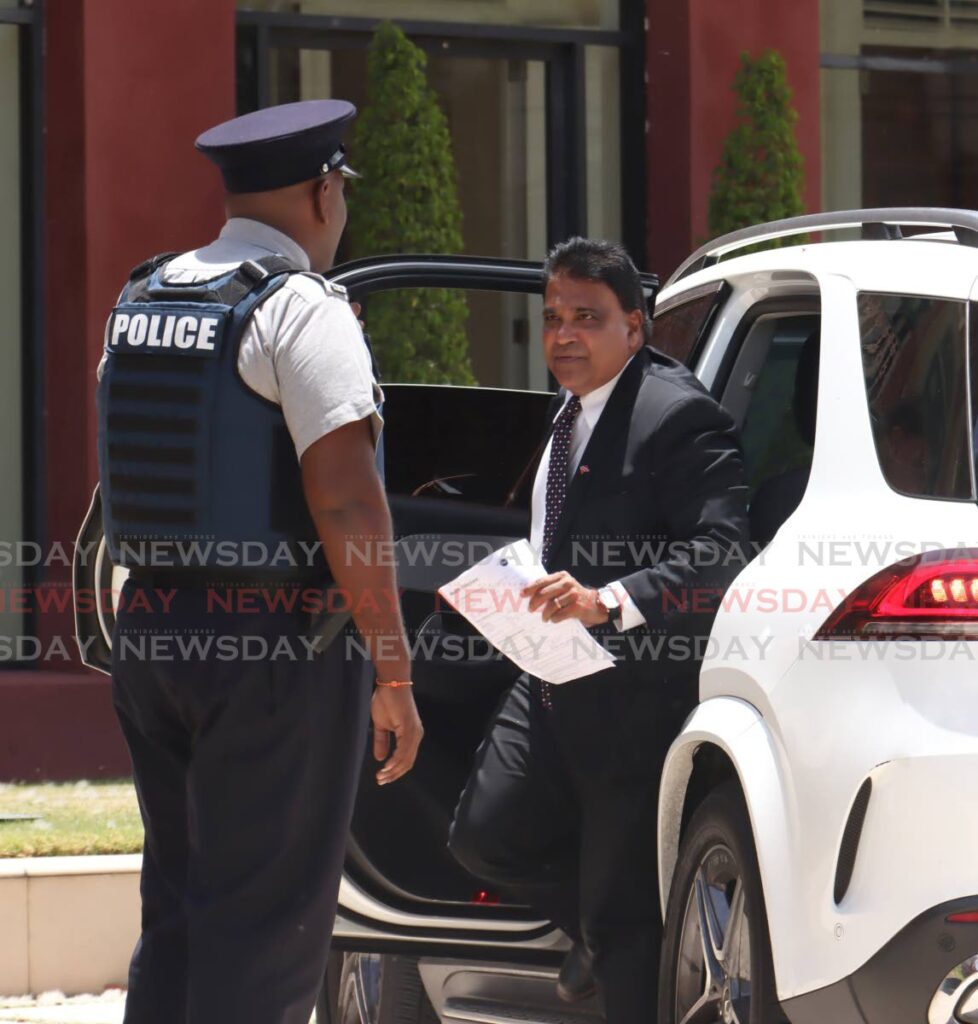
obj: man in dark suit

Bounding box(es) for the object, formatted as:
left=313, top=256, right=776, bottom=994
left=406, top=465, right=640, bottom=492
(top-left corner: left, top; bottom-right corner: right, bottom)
left=448, top=238, right=749, bottom=1023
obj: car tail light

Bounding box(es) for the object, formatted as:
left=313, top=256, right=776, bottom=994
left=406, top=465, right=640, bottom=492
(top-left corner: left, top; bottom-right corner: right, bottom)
left=815, top=550, right=978, bottom=640
left=947, top=911, right=978, bottom=924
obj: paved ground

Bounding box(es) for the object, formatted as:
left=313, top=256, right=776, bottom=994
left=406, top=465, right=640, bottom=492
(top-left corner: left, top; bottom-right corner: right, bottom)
left=0, top=993, right=125, bottom=1024
left=0, top=994, right=322, bottom=1023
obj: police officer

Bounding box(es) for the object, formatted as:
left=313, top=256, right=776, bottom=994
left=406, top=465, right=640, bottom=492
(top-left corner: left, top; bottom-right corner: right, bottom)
left=97, top=100, right=422, bottom=1024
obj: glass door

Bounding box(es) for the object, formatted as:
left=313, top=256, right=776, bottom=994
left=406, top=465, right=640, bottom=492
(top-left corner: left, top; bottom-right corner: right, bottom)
left=263, top=44, right=552, bottom=389
left=0, top=20, right=24, bottom=650
left=236, top=6, right=640, bottom=388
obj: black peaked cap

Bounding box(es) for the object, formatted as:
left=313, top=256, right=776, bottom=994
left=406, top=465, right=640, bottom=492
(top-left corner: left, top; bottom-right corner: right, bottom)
left=195, top=99, right=358, bottom=193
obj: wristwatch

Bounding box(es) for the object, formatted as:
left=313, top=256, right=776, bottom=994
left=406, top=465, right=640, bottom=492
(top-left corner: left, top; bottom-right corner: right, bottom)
left=597, top=586, right=623, bottom=629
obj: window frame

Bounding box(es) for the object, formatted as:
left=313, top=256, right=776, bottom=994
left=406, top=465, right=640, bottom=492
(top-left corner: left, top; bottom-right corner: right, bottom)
left=710, top=294, right=822, bottom=404
left=653, top=279, right=731, bottom=368
left=235, top=6, right=647, bottom=262
left=857, top=289, right=976, bottom=501
left=1, top=0, right=43, bottom=659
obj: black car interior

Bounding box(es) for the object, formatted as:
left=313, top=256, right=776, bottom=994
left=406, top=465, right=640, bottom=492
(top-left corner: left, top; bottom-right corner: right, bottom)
left=346, top=301, right=828, bottom=916
left=347, top=383, right=553, bottom=913
left=748, top=326, right=821, bottom=546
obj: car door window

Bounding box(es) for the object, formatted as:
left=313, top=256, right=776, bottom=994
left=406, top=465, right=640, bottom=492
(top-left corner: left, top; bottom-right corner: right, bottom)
left=738, top=316, right=820, bottom=492
left=652, top=280, right=729, bottom=366
left=357, top=283, right=554, bottom=513
left=336, top=270, right=557, bottom=911
left=362, top=285, right=546, bottom=391
left=720, top=308, right=821, bottom=546
left=383, top=383, right=551, bottom=514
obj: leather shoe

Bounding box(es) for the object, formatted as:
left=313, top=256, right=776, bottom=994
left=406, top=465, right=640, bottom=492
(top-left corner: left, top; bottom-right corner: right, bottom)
left=556, top=943, right=596, bottom=1003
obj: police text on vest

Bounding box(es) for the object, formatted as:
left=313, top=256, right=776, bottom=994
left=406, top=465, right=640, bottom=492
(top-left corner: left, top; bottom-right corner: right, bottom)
left=107, top=306, right=227, bottom=357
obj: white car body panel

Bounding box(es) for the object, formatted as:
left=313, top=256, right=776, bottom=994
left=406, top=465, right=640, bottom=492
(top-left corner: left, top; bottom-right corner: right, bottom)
left=658, top=238, right=978, bottom=1003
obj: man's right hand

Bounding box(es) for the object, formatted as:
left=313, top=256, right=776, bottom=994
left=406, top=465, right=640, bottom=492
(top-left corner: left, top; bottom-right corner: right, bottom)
left=371, top=685, right=423, bottom=786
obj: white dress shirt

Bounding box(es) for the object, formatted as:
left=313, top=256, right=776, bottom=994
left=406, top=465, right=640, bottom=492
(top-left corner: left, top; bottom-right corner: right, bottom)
left=529, top=357, right=645, bottom=631
left=100, top=218, right=382, bottom=461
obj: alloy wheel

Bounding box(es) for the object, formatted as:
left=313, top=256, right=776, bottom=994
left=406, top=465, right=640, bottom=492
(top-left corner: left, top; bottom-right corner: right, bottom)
left=674, top=842, right=752, bottom=1024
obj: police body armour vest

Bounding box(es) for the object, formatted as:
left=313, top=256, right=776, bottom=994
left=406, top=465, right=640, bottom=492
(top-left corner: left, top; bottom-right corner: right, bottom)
left=97, top=253, right=340, bottom=578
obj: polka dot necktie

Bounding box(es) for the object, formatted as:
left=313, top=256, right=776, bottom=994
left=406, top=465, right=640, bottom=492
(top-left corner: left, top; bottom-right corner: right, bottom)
left=539, top=394, right=581, bottom=708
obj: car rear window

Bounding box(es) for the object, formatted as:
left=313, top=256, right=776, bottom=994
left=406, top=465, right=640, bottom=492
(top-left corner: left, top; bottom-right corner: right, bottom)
left=858, top=292, right=974, bottom=500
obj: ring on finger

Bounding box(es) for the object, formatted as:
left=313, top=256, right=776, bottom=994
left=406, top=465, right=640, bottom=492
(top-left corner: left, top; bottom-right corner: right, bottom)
left=555, top=595, right=564, bottom=609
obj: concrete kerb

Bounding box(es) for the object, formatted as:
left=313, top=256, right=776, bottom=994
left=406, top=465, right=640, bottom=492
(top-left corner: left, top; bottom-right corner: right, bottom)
left=0, top=856, right=140, bottom=997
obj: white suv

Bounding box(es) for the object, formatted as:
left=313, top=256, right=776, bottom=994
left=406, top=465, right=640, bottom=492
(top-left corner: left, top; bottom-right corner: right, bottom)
left=651, top=209, right=978, bottom=1024
left=76, top=211, right=978, bottom=1024
left=653, top=209, right=978, bottom=1024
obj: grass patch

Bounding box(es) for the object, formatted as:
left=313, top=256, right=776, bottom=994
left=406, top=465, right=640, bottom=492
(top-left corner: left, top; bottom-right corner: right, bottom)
left=0, top=780, right=143, bottom=857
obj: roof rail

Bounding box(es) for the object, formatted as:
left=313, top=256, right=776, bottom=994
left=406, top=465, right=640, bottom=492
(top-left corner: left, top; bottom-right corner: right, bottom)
left=666, top=207, right=978, bottom=286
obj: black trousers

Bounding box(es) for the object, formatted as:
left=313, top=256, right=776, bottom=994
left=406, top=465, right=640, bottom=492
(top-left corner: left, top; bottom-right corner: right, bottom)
left=449, top=671, right=694, bottom=1024
left=111, top=580, right=371, bottom=1024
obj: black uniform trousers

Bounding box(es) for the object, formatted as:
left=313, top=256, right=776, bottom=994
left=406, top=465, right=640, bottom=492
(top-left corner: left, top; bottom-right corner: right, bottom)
left=449, top=669, right=695, bottom=1024
left=111, top=579, right=371, bottom=1024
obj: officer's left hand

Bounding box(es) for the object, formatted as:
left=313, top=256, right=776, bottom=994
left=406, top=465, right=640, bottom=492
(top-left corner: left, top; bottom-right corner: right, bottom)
left=522, top=572, right=608, bottom=627
left=372, top=685, right=423, bottom=785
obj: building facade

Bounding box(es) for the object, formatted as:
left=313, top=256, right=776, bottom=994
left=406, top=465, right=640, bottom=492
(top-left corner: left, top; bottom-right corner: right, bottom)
left=0, top=0, right=968, bottom=776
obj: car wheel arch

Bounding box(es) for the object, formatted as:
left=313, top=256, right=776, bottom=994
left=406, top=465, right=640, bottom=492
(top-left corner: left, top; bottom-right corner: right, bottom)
left=658, top=696, right=805, bottom=997
left=678, top=741, right=738, bottom=833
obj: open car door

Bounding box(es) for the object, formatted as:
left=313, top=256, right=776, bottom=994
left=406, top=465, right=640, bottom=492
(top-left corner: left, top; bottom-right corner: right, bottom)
left=73, top=254, right=660, bottom=960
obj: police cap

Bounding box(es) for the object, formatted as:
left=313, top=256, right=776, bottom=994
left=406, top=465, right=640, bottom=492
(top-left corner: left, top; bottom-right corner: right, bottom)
left=195, top=99, right=359, bottom=194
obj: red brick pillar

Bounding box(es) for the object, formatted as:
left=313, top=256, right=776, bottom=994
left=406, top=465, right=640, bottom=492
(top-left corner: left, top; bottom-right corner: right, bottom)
left=40, top=0, right=236, bottom=657
left=646, top=0, right=821, bottom=281
left=2, top=0, right=238, bottom=778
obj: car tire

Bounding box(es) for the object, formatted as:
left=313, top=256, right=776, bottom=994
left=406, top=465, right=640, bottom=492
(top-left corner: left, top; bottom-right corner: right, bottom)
left=658, top=781, right=787, bottom=1024
left=376, top=956, right=440, bottom=1024
left=315, top=951, right=343, bottom=1024
left=335, top=953, right=439, bottom=1024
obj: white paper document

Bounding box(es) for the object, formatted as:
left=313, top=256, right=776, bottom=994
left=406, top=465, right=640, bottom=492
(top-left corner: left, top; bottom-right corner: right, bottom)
left=437, top=539, right=616, bottom=685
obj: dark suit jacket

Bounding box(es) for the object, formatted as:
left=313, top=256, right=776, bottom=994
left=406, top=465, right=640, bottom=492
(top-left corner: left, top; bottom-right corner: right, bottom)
left=543, top=345, right=750, bottom=692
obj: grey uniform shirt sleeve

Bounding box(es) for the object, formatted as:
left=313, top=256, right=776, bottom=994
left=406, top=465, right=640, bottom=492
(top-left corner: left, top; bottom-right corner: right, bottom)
left=238, top=273, right=384, bottom=460
left=97, top=267, right=382, bottom=460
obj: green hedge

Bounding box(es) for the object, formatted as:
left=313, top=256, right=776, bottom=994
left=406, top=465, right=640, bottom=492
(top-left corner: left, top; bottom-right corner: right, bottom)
left=348, top=22, right=475, bottom=384
left=708, top=50, right=805, bottom=245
